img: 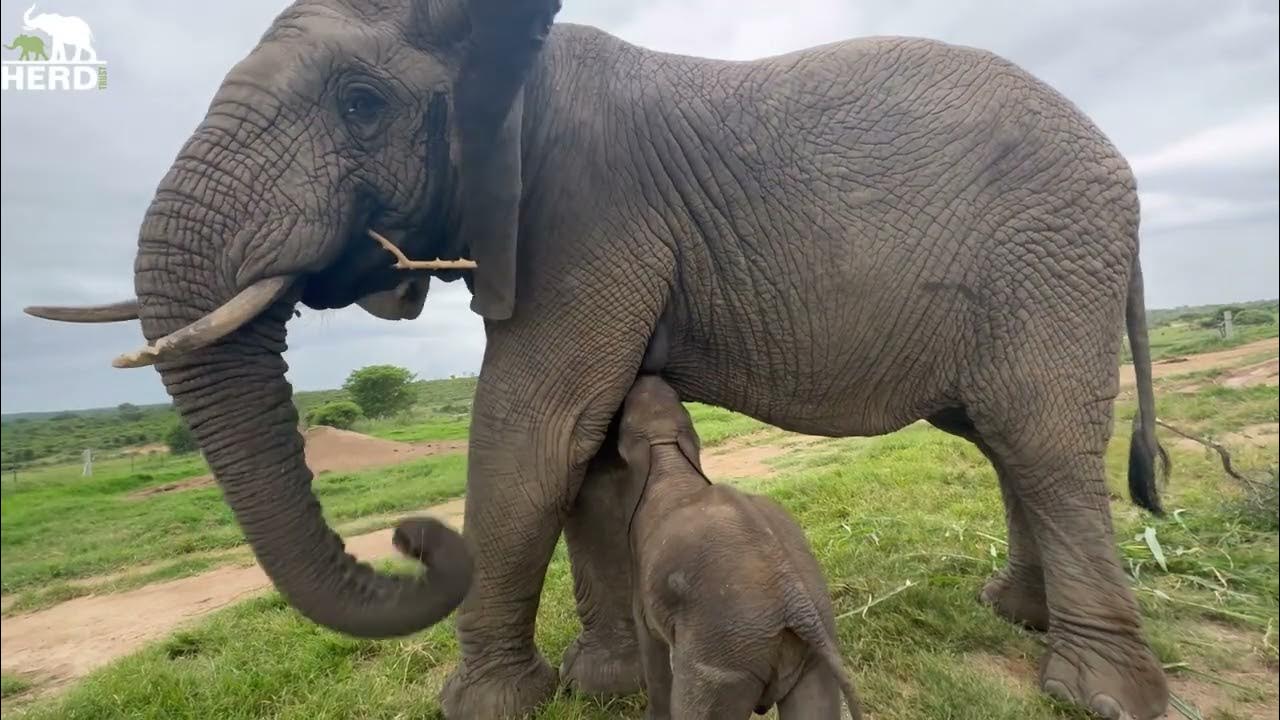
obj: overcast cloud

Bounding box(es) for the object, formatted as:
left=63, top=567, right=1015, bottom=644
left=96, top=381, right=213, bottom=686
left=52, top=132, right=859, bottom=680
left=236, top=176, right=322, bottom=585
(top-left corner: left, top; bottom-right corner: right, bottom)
left=2, top=0, right=1277, bottom=413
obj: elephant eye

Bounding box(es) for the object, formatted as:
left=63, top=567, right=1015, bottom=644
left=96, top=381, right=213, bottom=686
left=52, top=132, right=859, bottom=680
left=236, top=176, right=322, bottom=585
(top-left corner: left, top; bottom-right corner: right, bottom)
left=344, top=87, right=387, bottom=123
left=337, top=84, right=386, bottom=137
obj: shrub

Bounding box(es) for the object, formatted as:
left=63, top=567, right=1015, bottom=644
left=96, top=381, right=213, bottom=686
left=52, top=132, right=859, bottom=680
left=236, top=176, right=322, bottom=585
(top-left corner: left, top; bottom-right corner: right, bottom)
left=1232, top=309, right=1274, bottom=326
left=117, top=402, right=143, bottom=421
left=164, top=420, right=198, bottom=454
left=343, top=365, right=417, bottom=419
left=306, top=401, right=364, bottom=430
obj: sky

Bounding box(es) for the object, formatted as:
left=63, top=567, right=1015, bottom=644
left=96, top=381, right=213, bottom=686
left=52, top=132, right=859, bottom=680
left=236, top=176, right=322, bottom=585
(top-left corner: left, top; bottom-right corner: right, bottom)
left=1, top=0, right=1277, bottom=413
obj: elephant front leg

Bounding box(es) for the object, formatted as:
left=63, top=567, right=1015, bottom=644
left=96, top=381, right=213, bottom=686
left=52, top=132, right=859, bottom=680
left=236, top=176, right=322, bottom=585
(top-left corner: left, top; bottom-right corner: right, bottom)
left=440, top=412, right=566, bottom=718
left=561, top=444, right=644, bottom=695
left=440, top=481, right=561, bottom=717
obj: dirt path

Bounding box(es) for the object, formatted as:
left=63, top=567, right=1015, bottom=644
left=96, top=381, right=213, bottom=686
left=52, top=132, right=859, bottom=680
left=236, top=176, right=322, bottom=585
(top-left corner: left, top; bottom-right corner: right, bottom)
left=0, top=498, right=468, bottom=697
left=1119, top=338, right=1279, bottom=387
left=0, top=434, right=808, bottom=695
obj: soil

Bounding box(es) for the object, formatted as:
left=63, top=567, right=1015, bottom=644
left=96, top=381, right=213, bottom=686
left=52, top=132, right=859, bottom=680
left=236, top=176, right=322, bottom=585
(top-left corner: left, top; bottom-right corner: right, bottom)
left=298, top=426, right=468, bottom=475
left=1118, top=338, right=1279, bottom=387
left=698, top=432, right=828, bottom=479
left=0, top=499, right=468, bottom=699
left=125, top=427, right=468, bottom=499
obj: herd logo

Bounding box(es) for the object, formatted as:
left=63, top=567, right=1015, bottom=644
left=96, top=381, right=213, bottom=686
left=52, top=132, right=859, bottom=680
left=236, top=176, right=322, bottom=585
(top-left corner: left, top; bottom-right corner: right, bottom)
left=2, top=4, right=106, bottom=91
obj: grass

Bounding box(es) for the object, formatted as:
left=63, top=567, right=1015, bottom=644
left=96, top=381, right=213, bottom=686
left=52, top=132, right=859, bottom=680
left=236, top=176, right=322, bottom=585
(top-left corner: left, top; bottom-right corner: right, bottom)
left=1150, top=323, right=1277, bottom=362
left=0, top=451, right=469, bottom=604
left=9, top=377, right=1277, bottom=719
left=1, top=674, right=33, bottom=700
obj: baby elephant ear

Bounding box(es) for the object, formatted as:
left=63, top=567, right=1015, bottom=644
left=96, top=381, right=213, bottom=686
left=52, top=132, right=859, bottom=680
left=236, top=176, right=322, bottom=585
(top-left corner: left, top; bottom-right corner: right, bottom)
left=450, top=0, right=562, bottom=320
left=676, top=424, right=703, bottom=475
left=617, top=429, right=653, bottom=530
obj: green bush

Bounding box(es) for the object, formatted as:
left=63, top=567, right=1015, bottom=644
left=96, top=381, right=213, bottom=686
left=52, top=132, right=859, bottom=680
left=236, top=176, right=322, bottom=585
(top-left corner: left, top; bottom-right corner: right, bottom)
left=343, top=365, right=417, bottom=419
left=1232, top=309, right=1274, bottom=326
left=164, top=420, right=198, bottom=454
left=305, top=401, right=364, bottom=430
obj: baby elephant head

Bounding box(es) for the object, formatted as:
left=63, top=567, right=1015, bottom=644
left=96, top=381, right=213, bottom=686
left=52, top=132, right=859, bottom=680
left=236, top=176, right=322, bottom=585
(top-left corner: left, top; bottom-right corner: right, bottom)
left=617, top=375, right=703, bottom=487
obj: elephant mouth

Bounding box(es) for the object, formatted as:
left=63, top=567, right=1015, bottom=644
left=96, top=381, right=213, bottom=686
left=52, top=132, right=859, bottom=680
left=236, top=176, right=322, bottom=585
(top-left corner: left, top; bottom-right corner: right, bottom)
left=299, top=218, right=418, bottom=311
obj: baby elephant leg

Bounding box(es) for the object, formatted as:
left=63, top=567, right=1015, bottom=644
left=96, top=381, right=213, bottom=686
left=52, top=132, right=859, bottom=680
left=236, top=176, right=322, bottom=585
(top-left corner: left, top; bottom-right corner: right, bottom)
left=777, top=661, right=845, bottom=720
left=670, top=654, right=764, bottom=720
left=637, top=627, right=674, bottom=720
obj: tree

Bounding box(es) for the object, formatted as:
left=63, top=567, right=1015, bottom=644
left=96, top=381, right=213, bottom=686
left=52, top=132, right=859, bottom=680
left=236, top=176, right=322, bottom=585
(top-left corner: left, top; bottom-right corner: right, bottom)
left=117, top=402, right=143, bottom=421
left=306, top=401, right=364, bottom=430
left=165, top=420, right=198, bottom=454
left=343, top=365, right=417, bottom=418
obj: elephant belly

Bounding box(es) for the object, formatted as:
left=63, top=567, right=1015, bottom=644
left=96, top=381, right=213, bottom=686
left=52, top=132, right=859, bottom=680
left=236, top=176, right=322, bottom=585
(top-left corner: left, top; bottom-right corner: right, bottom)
left=665, top=265, right=970, bottom=439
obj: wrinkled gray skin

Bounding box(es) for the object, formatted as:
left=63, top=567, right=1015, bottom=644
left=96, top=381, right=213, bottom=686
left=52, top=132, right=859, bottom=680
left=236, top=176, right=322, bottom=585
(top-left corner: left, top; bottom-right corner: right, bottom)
left=617, top=376, right=862, bottom=720
left=31, top=0, right=1171, bottom=718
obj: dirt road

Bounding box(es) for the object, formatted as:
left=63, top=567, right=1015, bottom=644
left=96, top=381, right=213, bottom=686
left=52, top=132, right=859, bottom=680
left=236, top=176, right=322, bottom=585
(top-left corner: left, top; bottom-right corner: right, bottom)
left=1119, top=338, right=1279, bottom=387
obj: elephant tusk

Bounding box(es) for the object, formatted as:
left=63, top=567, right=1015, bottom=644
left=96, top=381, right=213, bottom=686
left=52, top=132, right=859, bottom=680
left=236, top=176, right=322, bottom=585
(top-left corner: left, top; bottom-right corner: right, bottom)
left=112, top=276, right=294, bottom=369
left=368, top=229, right=478, bottom=270
left=24, top=300, right=140, bottom=323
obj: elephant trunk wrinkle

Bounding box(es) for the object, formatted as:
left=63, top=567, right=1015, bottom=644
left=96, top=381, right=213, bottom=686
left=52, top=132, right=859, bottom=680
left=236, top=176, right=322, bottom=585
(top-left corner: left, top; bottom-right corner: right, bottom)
left=138, top=297, right=471, bottom=637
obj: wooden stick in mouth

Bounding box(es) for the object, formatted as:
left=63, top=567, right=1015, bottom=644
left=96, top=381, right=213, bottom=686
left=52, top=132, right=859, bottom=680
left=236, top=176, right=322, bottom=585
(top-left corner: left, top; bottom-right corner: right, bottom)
left=368, top=230, right=478, bottom=270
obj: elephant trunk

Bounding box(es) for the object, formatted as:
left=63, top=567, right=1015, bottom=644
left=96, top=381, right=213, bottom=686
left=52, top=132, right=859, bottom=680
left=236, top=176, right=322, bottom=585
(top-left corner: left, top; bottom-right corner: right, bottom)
left=133, top=180, right=471, bottom=640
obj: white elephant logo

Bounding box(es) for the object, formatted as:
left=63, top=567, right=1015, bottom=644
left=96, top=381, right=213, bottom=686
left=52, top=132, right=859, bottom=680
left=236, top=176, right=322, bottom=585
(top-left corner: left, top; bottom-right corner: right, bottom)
left=21, top=4, right=96, bottom=63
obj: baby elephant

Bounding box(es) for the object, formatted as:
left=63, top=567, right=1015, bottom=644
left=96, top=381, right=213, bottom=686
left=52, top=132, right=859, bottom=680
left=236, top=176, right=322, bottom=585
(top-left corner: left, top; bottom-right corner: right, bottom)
left=617, top=375, right=862, bottom=719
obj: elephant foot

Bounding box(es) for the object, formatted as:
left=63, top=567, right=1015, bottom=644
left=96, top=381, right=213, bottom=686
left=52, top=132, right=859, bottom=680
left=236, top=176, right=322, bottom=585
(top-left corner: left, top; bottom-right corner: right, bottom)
left=979, top=566, right=1049, bottom=632
left=1040, top=631, right=1168, bottom=720
left=441, top=652, right=558, bottom=719
left=560, top=631, right=644, bottom=696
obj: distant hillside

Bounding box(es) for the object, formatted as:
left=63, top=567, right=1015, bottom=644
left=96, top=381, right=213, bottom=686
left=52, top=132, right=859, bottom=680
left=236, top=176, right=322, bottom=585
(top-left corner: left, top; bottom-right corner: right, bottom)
left=1, top=403, right=172, bottom=423
left=1, top=376, right=478, bottom=470
left=4, top=298, right=1276, bottom=468
left=1146, top=298, right=1278, bottom=327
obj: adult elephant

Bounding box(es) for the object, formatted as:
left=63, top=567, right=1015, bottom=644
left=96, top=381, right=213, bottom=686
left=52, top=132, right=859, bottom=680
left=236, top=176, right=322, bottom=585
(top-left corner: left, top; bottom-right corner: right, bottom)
left=27, top=0, right=1170, bottom=718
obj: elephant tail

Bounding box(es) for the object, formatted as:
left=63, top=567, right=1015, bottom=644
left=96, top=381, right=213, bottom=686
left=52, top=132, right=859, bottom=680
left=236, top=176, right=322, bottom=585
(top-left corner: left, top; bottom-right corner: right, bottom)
left=1125, top=256, right=1168, bottom=515
left=784, top=597, right=863, bottom=720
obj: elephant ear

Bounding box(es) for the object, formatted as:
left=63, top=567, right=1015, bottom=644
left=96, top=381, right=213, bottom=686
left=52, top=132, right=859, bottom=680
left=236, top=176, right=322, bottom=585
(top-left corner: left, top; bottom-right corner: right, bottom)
left=617, top=429, right=653, bottom=535
left=676, top=420, right=704, bottom=477
left=449, top=0, right=561, bottom=320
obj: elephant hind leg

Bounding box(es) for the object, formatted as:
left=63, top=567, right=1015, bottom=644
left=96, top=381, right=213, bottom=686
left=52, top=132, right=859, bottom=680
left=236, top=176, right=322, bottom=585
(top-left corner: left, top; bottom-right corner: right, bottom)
left=776, top=659, right=844, bottom=720
left=928, top=408, right=1048, bottom=631
left=963, top=393, right=1168, bottom=720
left=670, top=653, right=764, bottom=720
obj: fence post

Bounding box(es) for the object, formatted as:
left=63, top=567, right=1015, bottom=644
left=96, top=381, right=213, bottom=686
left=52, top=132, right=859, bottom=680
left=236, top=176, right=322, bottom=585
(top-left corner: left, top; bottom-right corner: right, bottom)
left=1222, top=310, right=1234, bottom=339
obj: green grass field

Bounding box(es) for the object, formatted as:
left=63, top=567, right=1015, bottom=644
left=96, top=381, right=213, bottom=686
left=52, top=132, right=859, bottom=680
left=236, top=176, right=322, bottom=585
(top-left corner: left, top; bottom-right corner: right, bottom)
left=0, top=452, right=469, bottom=615
left=3, top=356, right=1276, bottom=719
